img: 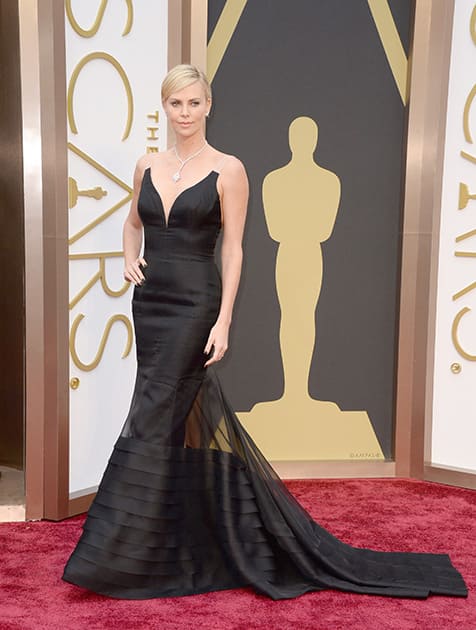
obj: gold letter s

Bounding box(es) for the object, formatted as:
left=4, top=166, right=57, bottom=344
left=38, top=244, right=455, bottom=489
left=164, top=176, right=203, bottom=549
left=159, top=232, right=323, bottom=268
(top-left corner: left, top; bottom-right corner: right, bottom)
left=65, top=0, right=133, bottom=38
left=70, top=313, right=133, bottom=371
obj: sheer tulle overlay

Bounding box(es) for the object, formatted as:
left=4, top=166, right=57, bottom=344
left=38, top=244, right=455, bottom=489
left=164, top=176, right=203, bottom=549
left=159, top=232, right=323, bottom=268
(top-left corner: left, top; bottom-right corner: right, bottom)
left=62, top=166, right=467, bottom=600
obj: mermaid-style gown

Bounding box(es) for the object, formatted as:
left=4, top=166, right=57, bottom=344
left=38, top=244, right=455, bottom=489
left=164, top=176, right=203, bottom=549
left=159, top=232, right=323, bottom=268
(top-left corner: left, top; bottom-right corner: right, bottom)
left=62, top=166, right=467, bottom=600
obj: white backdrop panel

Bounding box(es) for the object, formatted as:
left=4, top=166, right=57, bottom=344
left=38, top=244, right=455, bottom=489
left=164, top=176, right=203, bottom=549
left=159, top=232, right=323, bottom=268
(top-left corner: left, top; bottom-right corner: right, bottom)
left=431, top=0, right=476, bottom=472
left=66, top=1, right=168, bottom=494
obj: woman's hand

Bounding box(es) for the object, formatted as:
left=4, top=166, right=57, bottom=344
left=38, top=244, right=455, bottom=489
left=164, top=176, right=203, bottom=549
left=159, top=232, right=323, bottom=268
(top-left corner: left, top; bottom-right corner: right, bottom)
left=124, top=257, right=147, bottom=286
left=203, top=319, right=230, bottom=367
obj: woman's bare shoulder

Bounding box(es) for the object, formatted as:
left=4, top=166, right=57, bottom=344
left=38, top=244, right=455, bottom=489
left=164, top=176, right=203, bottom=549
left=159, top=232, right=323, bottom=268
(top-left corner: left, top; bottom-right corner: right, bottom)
left=222, top=157, right=248, bottom=186
left=215, top=151, right=247, bottom=176
left=135, top=150, right=171, bottom=174
left=215, top=153, right=248, bottom=203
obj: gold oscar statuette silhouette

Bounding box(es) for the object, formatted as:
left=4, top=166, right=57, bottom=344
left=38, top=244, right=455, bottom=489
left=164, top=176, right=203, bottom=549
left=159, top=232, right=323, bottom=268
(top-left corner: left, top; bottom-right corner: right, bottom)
left=68, top=177, right=107, bottom=209
left=237, top=117, right=384, bottom=461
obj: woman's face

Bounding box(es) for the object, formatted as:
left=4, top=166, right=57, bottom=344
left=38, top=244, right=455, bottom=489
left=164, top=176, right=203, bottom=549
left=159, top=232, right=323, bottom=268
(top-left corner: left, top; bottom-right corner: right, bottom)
left=163, top=80, right=210, bottom=138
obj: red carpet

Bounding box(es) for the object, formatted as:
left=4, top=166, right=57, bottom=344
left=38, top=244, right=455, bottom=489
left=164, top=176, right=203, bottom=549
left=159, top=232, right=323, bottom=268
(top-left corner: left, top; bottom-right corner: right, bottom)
left=0, top=479, right=474, bottom=630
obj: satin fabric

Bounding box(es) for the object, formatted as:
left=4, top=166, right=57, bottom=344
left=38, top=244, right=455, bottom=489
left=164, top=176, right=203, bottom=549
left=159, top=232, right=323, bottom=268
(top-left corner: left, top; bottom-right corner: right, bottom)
left=62, top=167, right=467, bottom=600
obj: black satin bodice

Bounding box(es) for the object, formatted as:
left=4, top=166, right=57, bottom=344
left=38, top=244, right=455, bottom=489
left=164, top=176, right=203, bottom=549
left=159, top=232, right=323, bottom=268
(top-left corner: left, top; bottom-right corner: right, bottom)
left=138, top=167, right=222, bottom=261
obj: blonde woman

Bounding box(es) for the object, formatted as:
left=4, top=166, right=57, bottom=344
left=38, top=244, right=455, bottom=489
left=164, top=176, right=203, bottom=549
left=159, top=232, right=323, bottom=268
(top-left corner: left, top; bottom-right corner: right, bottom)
left=63, top=65, right=467, bottom=601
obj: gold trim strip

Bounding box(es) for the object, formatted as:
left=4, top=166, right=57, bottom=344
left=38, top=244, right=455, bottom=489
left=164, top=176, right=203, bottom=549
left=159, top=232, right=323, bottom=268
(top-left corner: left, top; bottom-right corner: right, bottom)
left=424, top=465, right=476, bottom=490
left=207, top=0, right=247, bottom=83
left=19, top=0, right=45, bottom=521
left=20, top=0, right=70, bottom=520
left=69, top=492, right=96, bottom=517
left=189, top=0, right=208, bottom=72
left=395, top=0, right=454, bottom=478
left=420, top=1, right=455, bottom=479
left=367, top=0, right=409, bottom=104
left=271, top=461, right=395, bottom=480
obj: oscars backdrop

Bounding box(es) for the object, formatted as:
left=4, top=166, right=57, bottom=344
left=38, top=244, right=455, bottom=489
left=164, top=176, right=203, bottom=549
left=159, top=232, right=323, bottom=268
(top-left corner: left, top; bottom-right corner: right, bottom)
left=66, top=1, right=168, bottom=496
left=431, top=0, right=476, bottom=474
left=207, top=0, right=414, bottom=461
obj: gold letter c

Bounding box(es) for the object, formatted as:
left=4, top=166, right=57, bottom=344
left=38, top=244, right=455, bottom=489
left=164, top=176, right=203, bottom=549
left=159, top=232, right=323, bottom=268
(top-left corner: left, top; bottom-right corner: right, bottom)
left=67, top=52, right=133, bottom=141
left=452, top=307, right=476, bottom=361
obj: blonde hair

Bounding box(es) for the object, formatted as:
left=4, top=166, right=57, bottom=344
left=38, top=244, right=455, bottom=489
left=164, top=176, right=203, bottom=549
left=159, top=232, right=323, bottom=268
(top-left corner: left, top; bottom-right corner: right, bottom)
left=161, top=64, right=212, bottom=103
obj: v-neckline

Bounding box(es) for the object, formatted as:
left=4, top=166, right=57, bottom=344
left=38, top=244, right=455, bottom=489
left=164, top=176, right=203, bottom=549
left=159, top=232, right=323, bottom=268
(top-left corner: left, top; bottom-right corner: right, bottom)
left=145, top=167, right=218, bottom=229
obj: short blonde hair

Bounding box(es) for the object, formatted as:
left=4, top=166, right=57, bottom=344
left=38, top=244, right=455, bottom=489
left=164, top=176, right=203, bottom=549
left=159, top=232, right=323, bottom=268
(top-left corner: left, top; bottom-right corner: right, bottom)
left=161, top=64, right=212, bottom=103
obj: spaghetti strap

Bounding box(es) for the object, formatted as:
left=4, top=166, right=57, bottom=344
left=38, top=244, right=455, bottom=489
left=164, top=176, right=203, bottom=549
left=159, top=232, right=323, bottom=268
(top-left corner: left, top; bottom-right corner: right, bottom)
left=215, top=154, right=232, bottom=173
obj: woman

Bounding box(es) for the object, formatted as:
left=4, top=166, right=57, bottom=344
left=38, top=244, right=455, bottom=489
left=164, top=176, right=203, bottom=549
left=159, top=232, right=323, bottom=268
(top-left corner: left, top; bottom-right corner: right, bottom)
left=63, top=65, right=467, bottom=600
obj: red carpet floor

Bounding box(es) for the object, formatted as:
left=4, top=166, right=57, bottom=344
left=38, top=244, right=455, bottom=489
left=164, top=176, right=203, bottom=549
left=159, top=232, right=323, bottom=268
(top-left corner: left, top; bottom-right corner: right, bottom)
left=0, top=479, right=474, bottom=630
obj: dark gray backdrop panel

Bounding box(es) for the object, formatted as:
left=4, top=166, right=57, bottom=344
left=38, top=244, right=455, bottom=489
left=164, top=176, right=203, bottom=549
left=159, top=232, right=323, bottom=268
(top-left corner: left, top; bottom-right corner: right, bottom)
left=207, top=0, right=413, bottom=458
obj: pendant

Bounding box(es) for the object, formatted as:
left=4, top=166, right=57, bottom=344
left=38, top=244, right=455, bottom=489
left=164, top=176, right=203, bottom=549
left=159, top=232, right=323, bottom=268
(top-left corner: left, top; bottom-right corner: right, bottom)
left=172, top=171, right=181, bottom=182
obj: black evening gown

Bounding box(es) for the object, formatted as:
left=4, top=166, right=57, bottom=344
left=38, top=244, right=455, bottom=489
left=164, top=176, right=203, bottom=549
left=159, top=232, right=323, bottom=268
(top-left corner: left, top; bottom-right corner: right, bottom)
left=62, top=166, right=468, bottom=600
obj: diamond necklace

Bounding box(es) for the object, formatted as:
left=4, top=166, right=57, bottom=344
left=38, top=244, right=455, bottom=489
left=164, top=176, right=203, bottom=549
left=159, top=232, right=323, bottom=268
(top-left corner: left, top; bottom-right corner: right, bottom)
left=172, top=141, right=208, bottom=182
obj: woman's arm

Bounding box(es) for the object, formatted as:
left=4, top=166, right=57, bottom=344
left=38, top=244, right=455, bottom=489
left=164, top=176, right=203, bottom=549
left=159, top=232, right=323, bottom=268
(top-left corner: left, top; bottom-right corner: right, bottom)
left=204, top=157, right=249, bottom=366
left=123, top=155, right=150, bottom=286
